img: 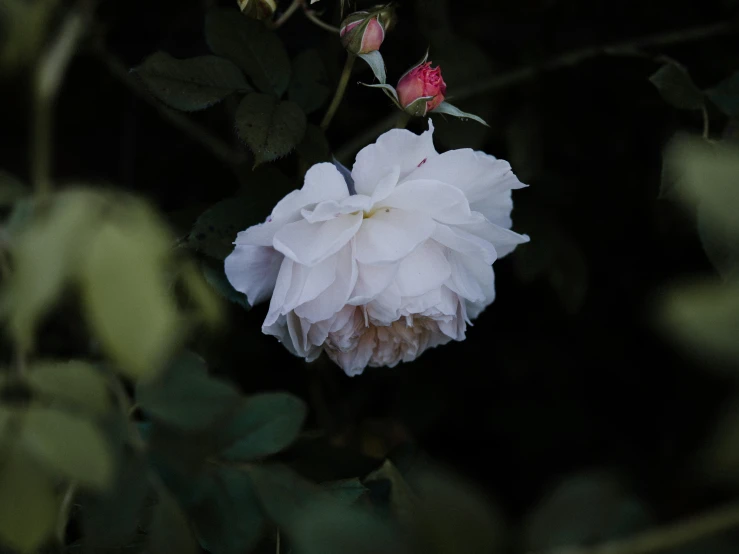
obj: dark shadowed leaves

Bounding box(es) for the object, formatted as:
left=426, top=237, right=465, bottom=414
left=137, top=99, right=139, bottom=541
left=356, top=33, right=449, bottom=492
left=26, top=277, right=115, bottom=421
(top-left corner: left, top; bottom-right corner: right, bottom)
left=288, top=50, right=330, bottom=114
left=132, top=52, right=251, bottom=112
left=649, top=63, right=705, bottom=111
left=247, top=464, right=324, bottom=529
left=365, top=460, right=418, bottom=524
left=0, top=170, right=26, bottom=206
left=523, top=470, right=651, bottom=550
left=218, top=392, right=307, bottom=461
left=148, top=483, right=199, bottom=554
left=205, top=8, right=290, bottom=96
left=189, top=467, right=265, bottom=554
left=708, top=71, right=739, bottom=116
left=136, top=351, right=241, bottom=432
left=297, top=124, right=332, bottom=177
left=323, top=478, right=368, bottom=504
left=236, top=93, right=306, bottom=165
left=199, top=257, right=250, bottom=308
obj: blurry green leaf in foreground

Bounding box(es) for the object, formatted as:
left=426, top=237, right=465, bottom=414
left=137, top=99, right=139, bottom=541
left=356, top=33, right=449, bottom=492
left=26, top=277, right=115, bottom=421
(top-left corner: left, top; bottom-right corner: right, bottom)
left=365, top=460, right=418, bottom=524
left=649, top=62, right=705, bottom=111
left=178, top=260, right=224, bottom=327
left=235, top=93, right=307, bottom=166
left=523, top=470, right=650, bottom=550
left=410, top=470, right=504, bottom=554
left=0, top=170, right=27, bottom=206
left=663, top=280, right=739, bottom=364
left=136, top=351, right=241, bottom=432
left=20, top=405, right=114, bottom=490
left=707, top=71, right=739, bottom=117
left=665, top=136, right=739, bottom=237
left=699, top=396, right=739, bottom=485
left=1, top=190, right=104, bottom=352
left=149, top=483, right=198, bottom=554
left=132, top=51, right=251, bottom=112
left=27, top=360, right=110, bottom=415
left=0, top=447, right=57, bottom=552
left=218, top=392, right=307, bottom=461
left=80, top=203, right=180, bottom=379
left=323, top=478, right=368, bottom=504
left=199, top=258, right=250, bottom=308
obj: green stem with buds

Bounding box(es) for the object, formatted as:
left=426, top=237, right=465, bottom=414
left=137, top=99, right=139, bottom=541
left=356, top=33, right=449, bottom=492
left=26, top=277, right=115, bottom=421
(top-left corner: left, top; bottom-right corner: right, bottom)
left=303, top=8, right=340, bottom=33
left=321, top=55, right=355, bottom=130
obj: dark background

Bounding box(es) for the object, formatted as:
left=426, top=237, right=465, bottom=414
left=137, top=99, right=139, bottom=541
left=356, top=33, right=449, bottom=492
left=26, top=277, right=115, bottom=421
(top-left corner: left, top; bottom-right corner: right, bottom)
left=3, top=0, right=739, bottom=548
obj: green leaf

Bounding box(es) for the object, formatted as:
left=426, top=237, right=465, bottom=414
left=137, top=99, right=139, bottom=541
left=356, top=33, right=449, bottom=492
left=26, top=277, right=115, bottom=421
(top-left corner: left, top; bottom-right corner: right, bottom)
left=649, top=62, right=705, bottom=111
left=219, top=392, right=307, bottom=461
left=190, top=467, right=265, bottom=554
left=290, top=499, right=407, bottom=554
left=136, top=351, right=242, bottom=432
left=148, top=484, right=198, bottom=554
left=133, top=51, right=251, bottom=112
left=663, top=280, right=739, bottom=364
left=0, top=170, right=27, bottom=207
left=247, top=464, right=324, bottom=528
left=364, top=460, right=418, bottom=524
left=707, top=71, right=739, bottom=116
left=187, top=196, right=264, bottom=261
left=697, top=204, right=739, bottom=280
left=2, top=190, right=104, bottom=352
left=20, top=405, right=114, bottom=489
left=0, top=447, right=57, bottom=553
left=205, top=8, right=290, bottom=96
left=179, top=260, right=224, bottom=327
left=27, top=360, right=110, bottom=416
left=80, top=219, right=179, bottom=379
left=323, top=478, right=367, bottom=504
left=288, top=49, right=331, bottom=114
left=411, top=470, right=504, bottom=554
left=523, top=470, right=650, bottom=550
left=235, top=93, right=306, bottom=165
left=80, top=449, right=152, bottom=549
left=433, top=101, right=488, bottom=126
left=359, top=51, right=386, bottom=84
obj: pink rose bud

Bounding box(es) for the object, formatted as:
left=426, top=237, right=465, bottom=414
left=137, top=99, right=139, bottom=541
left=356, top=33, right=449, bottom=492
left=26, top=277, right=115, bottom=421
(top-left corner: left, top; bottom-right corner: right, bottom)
left=396, top=62, right=447, bottom=116
left=340, top=12, right=386, bottom=55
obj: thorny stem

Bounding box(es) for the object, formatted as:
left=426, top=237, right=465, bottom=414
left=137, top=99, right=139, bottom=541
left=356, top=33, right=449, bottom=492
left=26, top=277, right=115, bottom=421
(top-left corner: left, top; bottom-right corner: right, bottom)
left=532, top=502, right=739, bottom=554
left=303, top=7, right=340, bottom=33
left=336, top=19, right=739, bottom=163
left=321, top=55, right=356, bottom=130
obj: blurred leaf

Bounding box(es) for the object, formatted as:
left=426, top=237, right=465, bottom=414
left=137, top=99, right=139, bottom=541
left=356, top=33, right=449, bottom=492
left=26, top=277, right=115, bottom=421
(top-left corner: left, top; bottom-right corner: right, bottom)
left=136, top=351, right=241, bottom=432
left=27, top=360, right=110, bottom=416
left=288, top=50, right=331, bottom=114
left=290, top=499, right=407, bottom=554
left=21, top=405, right=113, bottom=489
left=235, top=93, right=307, bottom=166
left=199, top=258, right=250, bottom=308
left=205, top=8, right=290, bottom=96
left=700, top=396, right=739, bottom=485
left=697, top=206, right=739, bottom=280
left=365, top=460, right=418, bottom=524
left=411, top=470, right=504, bottom=554
left=0, top=447, right=57, bottom=553
left=81, top=218, right=179, bottom=379
left=132, top=51, right=251, bottom=112
left=190, top=467, right=265, bottom=554
left=523, top=470, right=650, bottom=550
left=3, top=196, right=34, bottom=237
left=248, top=464, right=324, bottom=529
left=708, top=71, right=739, bottom=117
left=0, top=0, right=53, bottom=72
left=663, top=280, right=739, bottom=364
left=187, top=196, right=262, bottom=261
left=0, top=170, right=27, bottom=206
left=148, top=484, right=198, bottom=554
left=179, top=260, right=224, bottom=327
left=649, top=63, right=705, bottom=111
left=323, top=478, right=368, bottom=504
left=2, top=190, right=103, bottom=352
left=80, top=449, right=151, bottom=549
left=666, top=137, right=739, bottom=237
left=219, top=392, right=307, bottom=461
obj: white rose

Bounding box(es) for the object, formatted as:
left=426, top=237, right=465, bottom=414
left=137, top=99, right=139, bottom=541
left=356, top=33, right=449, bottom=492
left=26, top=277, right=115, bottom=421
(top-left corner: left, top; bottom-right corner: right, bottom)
left=225, top=121, right=528, bottom=376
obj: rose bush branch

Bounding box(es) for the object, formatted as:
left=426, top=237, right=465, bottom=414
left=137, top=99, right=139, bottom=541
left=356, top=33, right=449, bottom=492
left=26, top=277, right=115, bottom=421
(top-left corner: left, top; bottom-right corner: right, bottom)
left=531, top=501, right=739, bottom=554
left=320, top=54, right=356, bottom=130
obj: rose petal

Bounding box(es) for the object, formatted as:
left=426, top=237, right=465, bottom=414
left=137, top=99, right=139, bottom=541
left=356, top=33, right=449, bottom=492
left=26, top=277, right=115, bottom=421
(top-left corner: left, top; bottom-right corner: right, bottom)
left=274, top=212, right=362, bottom=266
left=224, top=245, right=283, bottom=306
left=380, top=179, right=473, bottom=224
left=355, top=209, right=435, bottom=265
left=394, top=241, right=450, bottom=297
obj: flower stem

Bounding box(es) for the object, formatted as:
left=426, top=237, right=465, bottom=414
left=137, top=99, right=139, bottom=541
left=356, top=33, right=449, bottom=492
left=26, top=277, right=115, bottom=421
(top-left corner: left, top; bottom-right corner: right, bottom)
left=303, top=8, right=340, bottom=33
left=269, top=0, right=302, bottom=29
left=321, top=55, right=355, bottom=130
left=395, top=113, right=411, bottom=129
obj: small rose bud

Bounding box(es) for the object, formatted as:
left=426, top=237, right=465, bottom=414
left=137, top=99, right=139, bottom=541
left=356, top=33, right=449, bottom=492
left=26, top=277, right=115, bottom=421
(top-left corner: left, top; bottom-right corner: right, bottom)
left=397, top=61, right=447, bottom=116
left=340, top=11, right=386, bottom=55
left=238, top=0, right=277, bottom=20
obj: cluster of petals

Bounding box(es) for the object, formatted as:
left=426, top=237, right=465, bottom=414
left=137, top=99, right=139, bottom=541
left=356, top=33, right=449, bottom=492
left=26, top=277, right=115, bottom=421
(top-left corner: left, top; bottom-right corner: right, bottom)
left=225, top=122, right=528, bottom=375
